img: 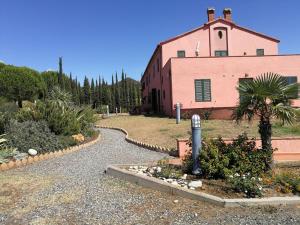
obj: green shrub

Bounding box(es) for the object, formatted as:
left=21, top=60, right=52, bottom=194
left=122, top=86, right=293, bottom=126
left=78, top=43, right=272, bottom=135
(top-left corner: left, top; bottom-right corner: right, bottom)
left=35, top=88, right=96, bottom=136
left=183, top=133, right=271, bottom=179
left=274, top=172, right=300, bottom=194
left=6, top=120, right=66, bottom=153
left=0, top=102, right=18, bottom=134
left=227, top=173, right=263, bottom=198
left=199, top=138, right=231, bottom=179
left=0, top=135, right=18, bottom=163
left=15, top=104, right=42, bottom=122
left=58, top=135, right=77, bottom=147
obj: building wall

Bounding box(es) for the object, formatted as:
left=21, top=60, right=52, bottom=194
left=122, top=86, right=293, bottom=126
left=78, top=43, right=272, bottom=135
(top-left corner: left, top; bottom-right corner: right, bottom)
left=141, top=47, right=162, bottom=112
left=228, top=25, right=278, bottom=56
left=161, top=21, right=278, bottom=67
left=169, top=55, right=300, bottom=117
left=161, top=27, right=210, bottom=65
left=142, top=20, right=281, bottom=116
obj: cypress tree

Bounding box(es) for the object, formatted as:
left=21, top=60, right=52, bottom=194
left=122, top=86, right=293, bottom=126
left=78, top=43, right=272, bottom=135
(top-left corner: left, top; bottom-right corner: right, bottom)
left=115, top=72, right=120, bottom=109
left=121, top=70, right=125, bottom=110
left=58, top=57, right=63, bottom=89
left=98, top=75, right=102, bottom=106
left=111, top=75, right=115, bottom=110
left=95, top=79, right=99, bottom=109
left=83, top=76, right=91, bottom=105
left=91, top=78, right=95, bottom=108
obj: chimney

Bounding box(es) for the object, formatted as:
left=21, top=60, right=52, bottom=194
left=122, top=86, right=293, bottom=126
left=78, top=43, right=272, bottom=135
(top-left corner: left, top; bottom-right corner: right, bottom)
left=207, top=7, right=215, bottom=22
left=223, top=8, right=232, bottom=21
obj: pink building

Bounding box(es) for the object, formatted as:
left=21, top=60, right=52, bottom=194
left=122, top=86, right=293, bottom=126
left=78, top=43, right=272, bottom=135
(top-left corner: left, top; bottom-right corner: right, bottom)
left=141, top=8, right=300, bottom=119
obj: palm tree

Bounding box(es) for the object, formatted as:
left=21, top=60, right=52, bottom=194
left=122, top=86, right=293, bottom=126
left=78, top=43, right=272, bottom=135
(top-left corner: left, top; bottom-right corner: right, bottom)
left=235, top=73, right=299, bottom=168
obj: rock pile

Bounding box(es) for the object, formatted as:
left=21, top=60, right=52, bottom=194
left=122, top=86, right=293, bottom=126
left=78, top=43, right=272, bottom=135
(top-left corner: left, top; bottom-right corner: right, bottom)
left=127, top=165, right=202, bottom=190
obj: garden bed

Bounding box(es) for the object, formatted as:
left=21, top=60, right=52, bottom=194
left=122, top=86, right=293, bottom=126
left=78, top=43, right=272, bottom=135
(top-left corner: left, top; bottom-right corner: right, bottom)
left=106, top=163, right=300, bottom=207
left=124, top=163, right=299, bottom=199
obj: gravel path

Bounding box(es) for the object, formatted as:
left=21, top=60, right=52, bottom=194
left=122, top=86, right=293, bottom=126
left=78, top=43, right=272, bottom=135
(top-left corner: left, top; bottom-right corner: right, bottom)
left=1, top=128, right=300, bottom=225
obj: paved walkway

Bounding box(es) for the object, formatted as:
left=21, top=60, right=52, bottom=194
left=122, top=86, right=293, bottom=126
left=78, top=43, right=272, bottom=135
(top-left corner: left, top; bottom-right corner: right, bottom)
left=0, top=129, right=299, bottom=225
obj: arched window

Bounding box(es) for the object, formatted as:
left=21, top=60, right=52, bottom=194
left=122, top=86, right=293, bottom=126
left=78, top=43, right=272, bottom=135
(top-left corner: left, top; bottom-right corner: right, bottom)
left=218, top=31, right=223, bottom=39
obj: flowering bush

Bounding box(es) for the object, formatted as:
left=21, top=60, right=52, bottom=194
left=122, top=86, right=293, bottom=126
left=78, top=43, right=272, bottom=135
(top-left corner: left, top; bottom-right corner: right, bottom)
left=227, top=173, right=263, bottom=198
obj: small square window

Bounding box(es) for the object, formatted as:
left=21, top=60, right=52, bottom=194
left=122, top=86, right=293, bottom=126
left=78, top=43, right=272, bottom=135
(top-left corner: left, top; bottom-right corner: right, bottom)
left=177, top=50, right=186, bottom=58
left=256, top=49, right=264, bottom=56
left=215, top=50, right=228, bottom=57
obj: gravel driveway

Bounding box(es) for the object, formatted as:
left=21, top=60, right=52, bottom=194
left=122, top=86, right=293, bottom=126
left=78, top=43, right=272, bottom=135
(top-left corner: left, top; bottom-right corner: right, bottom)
left=0, top=128, right=299, bottom=225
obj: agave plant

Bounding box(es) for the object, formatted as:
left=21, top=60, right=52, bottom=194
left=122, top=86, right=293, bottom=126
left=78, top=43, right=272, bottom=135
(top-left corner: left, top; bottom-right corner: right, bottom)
left=235, top=73, right=299, bottom=169
left=48, top=86, right=74, bottom=113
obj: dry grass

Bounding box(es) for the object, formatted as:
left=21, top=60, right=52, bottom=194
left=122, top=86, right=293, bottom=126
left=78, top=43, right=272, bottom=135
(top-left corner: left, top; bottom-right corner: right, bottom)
left=97, top=115, right=300, bottom=149
left=0, top=172, right=54, bottom=214
left=0, top=172, right=84, bottom=224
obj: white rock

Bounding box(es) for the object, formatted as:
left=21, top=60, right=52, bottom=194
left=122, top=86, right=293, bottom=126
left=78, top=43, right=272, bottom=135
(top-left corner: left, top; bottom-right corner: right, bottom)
left=171, top=181, right=179, bottom=186
left=156, top=167, right=162, bottom=173
left=148, top=168, right=155, bottom=174
left=188, top=180, right=202, bottom=188
left=28, top=149, right=37, bottom=156
left=166, top=178, right=173, bottom=183
left=189, top=187, right=195, bottom=190
left=173, top=200, right=179, bottom=203
left=181, top=174, right=187, bottom=180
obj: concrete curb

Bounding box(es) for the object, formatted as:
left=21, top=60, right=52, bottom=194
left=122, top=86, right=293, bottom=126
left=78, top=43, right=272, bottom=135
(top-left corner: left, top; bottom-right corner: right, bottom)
left=96, top=125, right=174, bottom=154
left=0, top=133, right=101, bottom=172
left=106, top=164, right=300, bottom=208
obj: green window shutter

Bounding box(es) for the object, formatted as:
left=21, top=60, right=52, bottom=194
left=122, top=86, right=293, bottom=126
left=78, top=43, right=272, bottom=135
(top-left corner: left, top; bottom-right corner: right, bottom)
left=203, top=79, right=211, bottom=101
left=195, top=79, right=211, bottom=102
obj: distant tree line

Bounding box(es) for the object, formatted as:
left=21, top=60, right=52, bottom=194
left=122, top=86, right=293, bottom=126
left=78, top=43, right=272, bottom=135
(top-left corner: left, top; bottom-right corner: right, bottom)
left=0, top=58, right=141, bottom=112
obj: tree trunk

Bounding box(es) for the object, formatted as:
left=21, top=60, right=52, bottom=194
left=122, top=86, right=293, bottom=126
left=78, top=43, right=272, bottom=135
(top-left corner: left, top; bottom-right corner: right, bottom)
left=17, top=99, right=22, bottom=108
left=259, top=116, right=273, bottom=169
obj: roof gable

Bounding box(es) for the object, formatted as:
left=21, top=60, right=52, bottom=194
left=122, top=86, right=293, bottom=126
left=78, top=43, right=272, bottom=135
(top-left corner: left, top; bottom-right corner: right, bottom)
left=159, top=18, right=280, bottom=45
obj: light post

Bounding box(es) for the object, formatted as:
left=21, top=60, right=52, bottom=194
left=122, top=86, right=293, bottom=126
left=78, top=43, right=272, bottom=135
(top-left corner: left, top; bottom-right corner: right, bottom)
left=191, top=114, right=202, bottom=175
left=176, top=102, right=181, bottom=124
left=106, top=105, right=109, bottom=117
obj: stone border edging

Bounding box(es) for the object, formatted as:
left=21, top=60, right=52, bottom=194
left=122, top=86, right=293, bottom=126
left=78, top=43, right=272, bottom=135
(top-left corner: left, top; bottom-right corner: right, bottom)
left=96, top=125, right=173, bottom=154
left=0, top=133, right=101, bottom=172
left=106, top=164, right=300, bottom=207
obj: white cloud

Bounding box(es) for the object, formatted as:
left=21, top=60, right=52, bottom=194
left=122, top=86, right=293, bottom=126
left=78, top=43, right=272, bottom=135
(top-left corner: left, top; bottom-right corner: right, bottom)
left=0, top=60, right=5, bottom=64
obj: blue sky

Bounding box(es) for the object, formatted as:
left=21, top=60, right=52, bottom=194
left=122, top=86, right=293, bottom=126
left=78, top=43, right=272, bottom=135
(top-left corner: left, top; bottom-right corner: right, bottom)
left=1, top=0, right=300, bottom=83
